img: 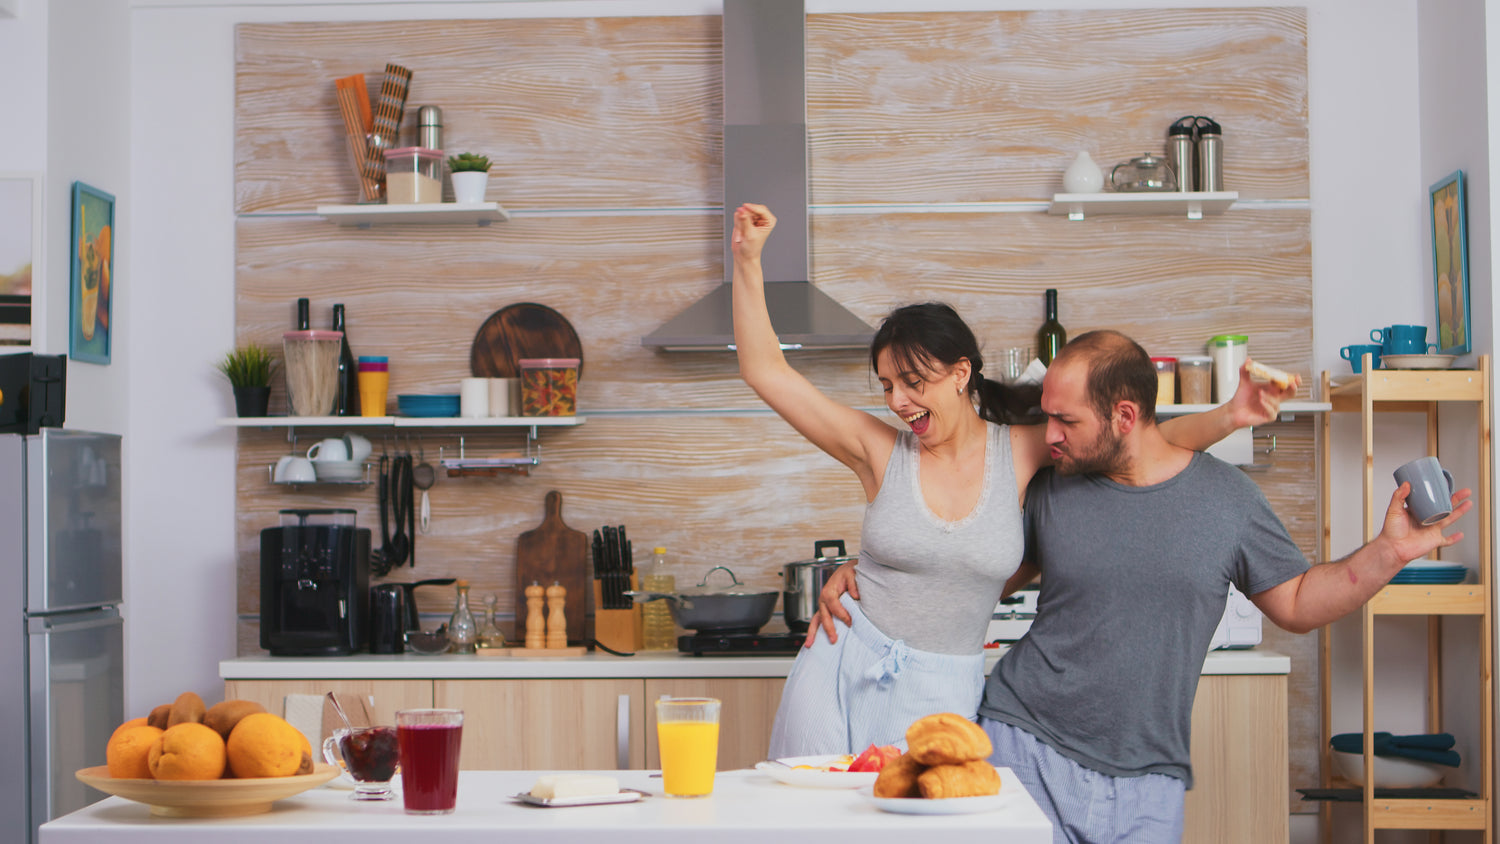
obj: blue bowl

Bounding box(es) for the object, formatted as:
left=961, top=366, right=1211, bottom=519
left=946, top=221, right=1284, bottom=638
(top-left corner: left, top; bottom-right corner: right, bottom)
left=397, top=394, right=460, bottom=417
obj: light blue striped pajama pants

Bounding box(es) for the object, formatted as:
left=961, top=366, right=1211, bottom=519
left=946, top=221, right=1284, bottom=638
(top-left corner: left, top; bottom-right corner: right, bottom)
left=767, top=594, right=986, bottom=759
left=981, top=717, right=1185, bottom=844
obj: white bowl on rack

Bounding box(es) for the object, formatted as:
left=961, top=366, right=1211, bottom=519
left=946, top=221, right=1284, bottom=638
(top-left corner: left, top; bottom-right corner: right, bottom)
left=1331, top=751, right=1447, bottom=788
left=313, top=460, right=364, bottom=482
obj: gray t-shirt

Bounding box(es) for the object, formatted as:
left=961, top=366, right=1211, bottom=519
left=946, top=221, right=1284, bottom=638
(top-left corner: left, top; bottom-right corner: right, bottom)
left=978, top=451, right=1307, bottom=786
left=856, top=423, right=1024, bottom=654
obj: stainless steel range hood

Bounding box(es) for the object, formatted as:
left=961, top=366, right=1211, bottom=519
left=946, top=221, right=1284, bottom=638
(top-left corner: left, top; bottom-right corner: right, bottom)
left=641, top=0, right=875, bottom=352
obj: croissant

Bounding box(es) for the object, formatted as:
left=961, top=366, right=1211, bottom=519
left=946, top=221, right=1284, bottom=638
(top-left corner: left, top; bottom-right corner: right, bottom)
left=872, top=752, right=925, bottom=798
left=905, top=712, right=993, bottom=765
left=917, top=760, right=1002, bottom=799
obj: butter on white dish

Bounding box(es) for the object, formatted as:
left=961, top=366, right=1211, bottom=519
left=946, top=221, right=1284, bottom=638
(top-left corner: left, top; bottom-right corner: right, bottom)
left=530, top=774, right=619, bottom=800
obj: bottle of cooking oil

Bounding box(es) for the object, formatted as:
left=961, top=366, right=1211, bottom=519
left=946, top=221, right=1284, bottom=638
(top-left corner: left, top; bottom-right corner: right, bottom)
left=640, top=546, right=677, bottom=651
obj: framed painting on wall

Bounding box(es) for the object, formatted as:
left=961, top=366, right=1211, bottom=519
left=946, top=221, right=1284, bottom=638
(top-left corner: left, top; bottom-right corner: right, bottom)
left=69, top=181, right=114, bottom=364
left=0, top=172, right=41, bottom=349
left=1430, top=170, right=1471, bottom=356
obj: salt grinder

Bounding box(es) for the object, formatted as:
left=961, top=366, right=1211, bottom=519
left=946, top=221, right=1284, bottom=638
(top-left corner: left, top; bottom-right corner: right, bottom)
left=524, top=582, right=546, bottom=649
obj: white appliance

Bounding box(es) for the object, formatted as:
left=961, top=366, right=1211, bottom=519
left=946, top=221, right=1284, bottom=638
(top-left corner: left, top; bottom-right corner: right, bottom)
left=0, top=430, right=124, bottom=844
left=986, top=584, right=1263, bottom=650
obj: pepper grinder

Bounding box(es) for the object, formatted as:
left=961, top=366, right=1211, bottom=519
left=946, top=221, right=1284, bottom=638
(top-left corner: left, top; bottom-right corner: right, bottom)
left=524, top=582, right=546, bottom=649
left=545, top=583, right=567, bottom=649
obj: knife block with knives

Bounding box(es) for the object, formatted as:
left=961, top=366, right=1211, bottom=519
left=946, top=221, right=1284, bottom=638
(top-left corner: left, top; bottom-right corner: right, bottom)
left=592, top=524, right=643, bottom=653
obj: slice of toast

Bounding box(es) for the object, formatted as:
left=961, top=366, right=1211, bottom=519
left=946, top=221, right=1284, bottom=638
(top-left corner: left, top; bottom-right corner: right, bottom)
left=1245, top=359, right=1295, bottom=389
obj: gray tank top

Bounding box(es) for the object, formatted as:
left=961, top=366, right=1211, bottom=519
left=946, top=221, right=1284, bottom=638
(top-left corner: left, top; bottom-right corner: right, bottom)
left=856, top=423, right=1024, bottom=654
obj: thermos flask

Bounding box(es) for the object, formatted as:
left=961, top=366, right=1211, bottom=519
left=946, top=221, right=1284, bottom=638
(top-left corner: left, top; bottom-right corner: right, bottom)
left=417, top=105, right=443, bottom=151
left=369, top=584, right=407, bottom=654
left=1195, top=116, right=1223, bottom=192
left=1167, top=116, right=1196, bottom=192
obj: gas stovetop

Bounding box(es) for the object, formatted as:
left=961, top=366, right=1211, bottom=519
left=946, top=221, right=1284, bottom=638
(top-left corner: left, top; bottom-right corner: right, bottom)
left=678, top=632, right=802, bottom=656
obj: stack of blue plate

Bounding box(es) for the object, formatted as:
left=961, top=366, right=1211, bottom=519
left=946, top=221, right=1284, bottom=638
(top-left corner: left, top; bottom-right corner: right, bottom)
left=1389, top=562, right=1468, bottom=585
left=397, top=394, right=461, bottom=418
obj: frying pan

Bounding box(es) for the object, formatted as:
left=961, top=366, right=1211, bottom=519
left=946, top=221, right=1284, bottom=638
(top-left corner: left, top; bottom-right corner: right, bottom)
left=469, top=303, right=584, bottom=378
left=628, top=566, right=780, bottom=634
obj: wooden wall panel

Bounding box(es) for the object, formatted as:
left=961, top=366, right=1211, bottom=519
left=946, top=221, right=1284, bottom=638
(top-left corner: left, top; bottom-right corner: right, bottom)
left=235, top=17, right=721, bottom=213
left=809, top=9, right=1308, bottom=203
left=233, top=5, right=1315, bottom=809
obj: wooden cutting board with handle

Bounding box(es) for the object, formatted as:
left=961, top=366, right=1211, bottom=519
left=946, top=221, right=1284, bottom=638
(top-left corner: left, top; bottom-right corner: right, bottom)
left=470, top=303, right=584, bottom=378
left=515, top=490, right=590, bottom=645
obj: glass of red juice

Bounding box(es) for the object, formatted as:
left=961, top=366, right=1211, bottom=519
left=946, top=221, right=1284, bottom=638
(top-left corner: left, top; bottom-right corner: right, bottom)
left=396, top=708, right=464, bottom=814
left=323, top=726, right=400, bottom=800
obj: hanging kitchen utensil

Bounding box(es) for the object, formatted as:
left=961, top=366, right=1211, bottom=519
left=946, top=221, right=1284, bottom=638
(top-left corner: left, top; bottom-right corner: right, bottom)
left=469, top=303, right=584, bottom=379
left=412, top=435, right=435, bottom=534
left=515, top=490, right=590, bottom=644
left=370, top=449, right=394, bottom=576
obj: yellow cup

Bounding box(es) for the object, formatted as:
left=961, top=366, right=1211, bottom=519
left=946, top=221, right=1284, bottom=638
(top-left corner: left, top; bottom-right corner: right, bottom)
left=357, top=370, right=389, bottom=418
left=655, top=697, right=720, bottom=797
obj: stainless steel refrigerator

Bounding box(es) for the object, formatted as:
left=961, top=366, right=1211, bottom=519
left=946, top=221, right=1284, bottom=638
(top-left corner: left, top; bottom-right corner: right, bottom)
left=0, top=429, right=123, bottom=844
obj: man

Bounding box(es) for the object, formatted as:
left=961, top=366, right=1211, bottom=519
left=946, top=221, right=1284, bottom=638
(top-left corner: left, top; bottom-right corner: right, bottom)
left=977, top=330, right=1470, bottom=843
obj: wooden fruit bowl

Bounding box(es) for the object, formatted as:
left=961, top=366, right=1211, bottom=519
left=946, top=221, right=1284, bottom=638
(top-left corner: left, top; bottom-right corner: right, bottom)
left=75, top=764, right=339, bottom=817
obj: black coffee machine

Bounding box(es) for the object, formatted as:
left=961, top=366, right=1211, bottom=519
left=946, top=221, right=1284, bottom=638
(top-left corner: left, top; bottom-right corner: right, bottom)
left=260, top=508, right=370, bottom=656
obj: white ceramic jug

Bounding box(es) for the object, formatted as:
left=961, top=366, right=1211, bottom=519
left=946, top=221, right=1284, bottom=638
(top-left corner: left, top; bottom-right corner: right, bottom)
left=1063, top=151, right=1104, bottom=194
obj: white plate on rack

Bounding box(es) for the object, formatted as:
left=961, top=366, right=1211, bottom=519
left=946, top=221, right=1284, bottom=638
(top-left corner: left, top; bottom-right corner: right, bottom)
left=858, top=783, right=1018, bottom=815
left=1381, top=354, right=1457, bottom=370
left=755, top=755, right=876, bottom=789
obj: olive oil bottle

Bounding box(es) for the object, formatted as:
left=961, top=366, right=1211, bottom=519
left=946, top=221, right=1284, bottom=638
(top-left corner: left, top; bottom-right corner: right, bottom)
left=1036, top=289, right=1067, bottom=366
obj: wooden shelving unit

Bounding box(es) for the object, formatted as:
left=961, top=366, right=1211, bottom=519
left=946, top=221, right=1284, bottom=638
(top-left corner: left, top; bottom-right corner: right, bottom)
left=1316, top=357, right=1493, bottom=843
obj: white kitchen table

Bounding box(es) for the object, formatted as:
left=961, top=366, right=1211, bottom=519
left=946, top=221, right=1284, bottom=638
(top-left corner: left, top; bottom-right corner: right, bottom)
left=42, top=768, right=1052, bottom=843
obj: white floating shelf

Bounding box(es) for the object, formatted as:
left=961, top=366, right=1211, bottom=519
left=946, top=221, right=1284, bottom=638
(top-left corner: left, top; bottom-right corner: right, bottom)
left=316, top=202, right=510, bottom=227
left=1049, top=191, right=1238, bottom=221
left=1156, top=400, right=1329, bottom=418
left=219, top=416, right=584, bottom=428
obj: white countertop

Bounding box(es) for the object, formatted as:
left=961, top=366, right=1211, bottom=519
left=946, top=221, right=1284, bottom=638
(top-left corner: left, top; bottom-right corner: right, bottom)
left=221, top=648, right=1289, bottom=680
left=41, top=768, right=1052, bottom=843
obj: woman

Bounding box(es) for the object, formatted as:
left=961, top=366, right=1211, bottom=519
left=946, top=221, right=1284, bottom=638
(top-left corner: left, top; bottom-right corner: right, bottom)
left=729, top=204, right=1295, bottom=758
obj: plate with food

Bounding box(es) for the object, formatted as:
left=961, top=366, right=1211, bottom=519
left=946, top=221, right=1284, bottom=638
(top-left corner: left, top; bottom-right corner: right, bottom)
left=860, top=782, right=1018, bottom=816
left=512, top=774, right=645, bottom=807
left=755, top=745, right=899, bottom=789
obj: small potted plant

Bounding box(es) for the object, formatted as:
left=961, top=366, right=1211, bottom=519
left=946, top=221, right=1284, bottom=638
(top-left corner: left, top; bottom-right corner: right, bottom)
left=447, top=152, right=491, bottom=204
left=216, top=343, right=278, bottom=418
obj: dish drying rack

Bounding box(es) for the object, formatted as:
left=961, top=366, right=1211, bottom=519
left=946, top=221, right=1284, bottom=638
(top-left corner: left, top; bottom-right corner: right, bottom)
left=440, top=434, right=541, bottom=477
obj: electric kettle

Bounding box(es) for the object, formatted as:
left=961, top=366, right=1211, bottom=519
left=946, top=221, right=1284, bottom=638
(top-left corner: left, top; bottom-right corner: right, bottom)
left=1110, top=152, right=1177, bottom=192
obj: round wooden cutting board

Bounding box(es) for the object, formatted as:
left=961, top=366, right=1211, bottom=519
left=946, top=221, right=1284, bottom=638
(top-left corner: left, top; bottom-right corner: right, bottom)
left=469, top=303, right=584, bottom=378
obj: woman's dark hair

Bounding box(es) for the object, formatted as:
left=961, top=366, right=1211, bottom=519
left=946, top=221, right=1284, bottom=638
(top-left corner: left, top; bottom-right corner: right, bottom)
left=870, top=302, right=1043, bottom=426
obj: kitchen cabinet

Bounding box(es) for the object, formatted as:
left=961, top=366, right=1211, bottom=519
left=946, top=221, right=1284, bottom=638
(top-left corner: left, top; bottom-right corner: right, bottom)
left=1313, top=359, right=1494, bottom=842
left=1182, top=673, right=1289, bottom=843
left=436, top=678, right=647, bottom=770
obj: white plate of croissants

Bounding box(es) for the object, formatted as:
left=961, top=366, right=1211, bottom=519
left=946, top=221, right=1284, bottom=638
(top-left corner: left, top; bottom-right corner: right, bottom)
left=863, top=713, right=1011, bottom=814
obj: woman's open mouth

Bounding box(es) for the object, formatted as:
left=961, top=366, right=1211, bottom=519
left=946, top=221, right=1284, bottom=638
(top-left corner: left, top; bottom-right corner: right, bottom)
left=903, top=410, right=930, bottom=435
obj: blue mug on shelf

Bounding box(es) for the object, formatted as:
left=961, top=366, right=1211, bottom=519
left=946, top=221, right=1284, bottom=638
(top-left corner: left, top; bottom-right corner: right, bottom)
left=1371, top=324, right=1438, bottom=356
left=1340, top=344, right=1383, bottom=373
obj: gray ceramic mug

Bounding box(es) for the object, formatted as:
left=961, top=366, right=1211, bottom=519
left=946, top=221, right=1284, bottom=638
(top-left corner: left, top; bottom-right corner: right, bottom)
left=1394, top=456, right=1456, bottom=526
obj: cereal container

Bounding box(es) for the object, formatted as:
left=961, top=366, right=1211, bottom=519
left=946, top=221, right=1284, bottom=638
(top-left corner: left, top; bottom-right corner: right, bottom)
left=519, top=358, right=580, bottom=416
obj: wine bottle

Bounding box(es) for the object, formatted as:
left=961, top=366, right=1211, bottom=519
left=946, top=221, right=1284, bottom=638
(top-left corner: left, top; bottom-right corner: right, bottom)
left=332, top=304, right=360, bottom=416
left=295, top=297, right=310, bottom=330
left=1036, top=289, right=1067, bottom=366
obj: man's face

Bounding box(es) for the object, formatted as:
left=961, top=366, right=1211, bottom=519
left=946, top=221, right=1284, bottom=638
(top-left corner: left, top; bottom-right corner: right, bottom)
left=1041, top=357, right=1126, bottom=476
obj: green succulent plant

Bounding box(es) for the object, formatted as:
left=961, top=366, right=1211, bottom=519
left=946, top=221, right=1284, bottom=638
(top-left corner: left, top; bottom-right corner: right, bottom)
left=215, top=343, right=278, bottom=388
left=447, top=152, right=491, bottom=173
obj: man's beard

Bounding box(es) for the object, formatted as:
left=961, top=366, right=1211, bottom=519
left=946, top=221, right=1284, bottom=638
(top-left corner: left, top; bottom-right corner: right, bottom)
left=1055, top=424, right=1127, bottom=476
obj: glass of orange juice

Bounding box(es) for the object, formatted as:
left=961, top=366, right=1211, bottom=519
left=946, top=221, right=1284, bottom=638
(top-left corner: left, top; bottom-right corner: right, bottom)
left=656, top=697, right=720, bottom=797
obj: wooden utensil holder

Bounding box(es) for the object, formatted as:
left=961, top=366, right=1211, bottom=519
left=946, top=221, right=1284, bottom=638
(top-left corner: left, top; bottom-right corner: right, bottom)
left=593, top=577, right=642, bottom=653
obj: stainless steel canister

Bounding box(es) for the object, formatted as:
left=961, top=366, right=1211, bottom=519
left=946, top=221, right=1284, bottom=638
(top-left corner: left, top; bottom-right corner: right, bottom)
left=1196, top=116, right=1223, bottom=192
left=1167, top=116, right=1196, bottom=192
left=417, top=105, right=443, bottom=151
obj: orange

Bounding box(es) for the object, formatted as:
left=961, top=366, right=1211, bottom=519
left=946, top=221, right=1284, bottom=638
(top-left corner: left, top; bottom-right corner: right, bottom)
left=106, top=725, right=163, bottom=779
left=147, top=722, right=226, bottom=781
left=226, top=713, right=309, bottom=779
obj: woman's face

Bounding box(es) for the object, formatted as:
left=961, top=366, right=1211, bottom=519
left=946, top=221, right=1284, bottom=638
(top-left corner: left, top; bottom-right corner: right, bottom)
left=875, top=347, right=970, bottom=439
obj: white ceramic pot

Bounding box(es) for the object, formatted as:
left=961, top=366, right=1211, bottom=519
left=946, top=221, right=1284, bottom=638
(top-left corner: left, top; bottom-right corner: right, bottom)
left=450, top=171, right=489, bottom=204
left=1330, top=751, right=1447, bottom=788
left=1063, top=151, right=1104, bottom=194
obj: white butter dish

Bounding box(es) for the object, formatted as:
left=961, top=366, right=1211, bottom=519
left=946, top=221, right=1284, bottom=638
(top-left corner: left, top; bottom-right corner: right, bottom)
left=511, top=789, right=648, bottom=807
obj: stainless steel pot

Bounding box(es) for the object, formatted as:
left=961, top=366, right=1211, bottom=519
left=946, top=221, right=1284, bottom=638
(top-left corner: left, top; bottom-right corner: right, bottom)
left=780, top=540, right=858, bottom=633
left=628, top=566, right=780, bottom=633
